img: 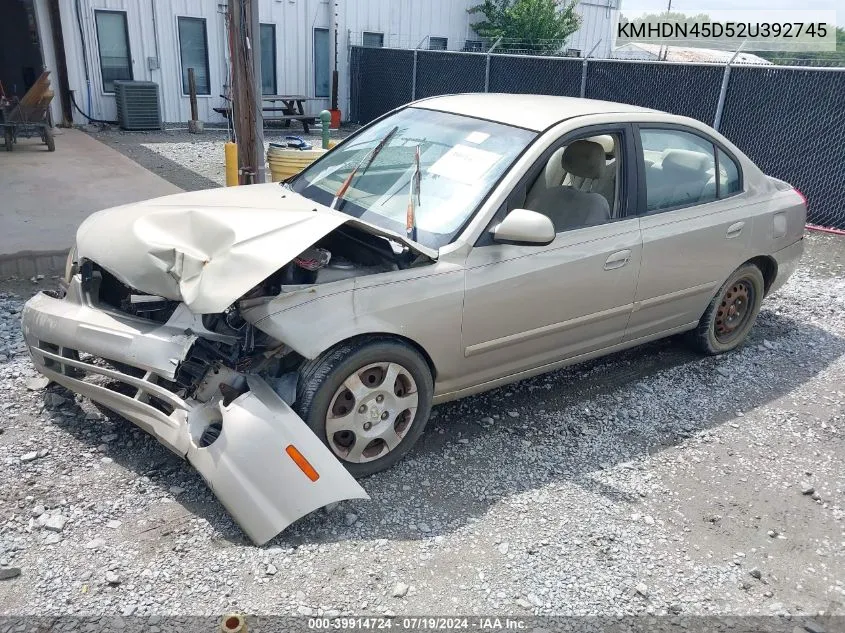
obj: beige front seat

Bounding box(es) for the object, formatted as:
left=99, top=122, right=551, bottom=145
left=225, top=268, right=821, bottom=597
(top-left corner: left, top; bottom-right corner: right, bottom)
left=563, top=135, right=617, bottom=211
left=527, top=140, right=611, bottom=231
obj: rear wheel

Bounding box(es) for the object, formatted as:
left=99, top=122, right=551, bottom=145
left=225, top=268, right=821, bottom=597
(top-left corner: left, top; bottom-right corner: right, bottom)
left=295, top=338, right=433, bottom=478
left=43, top=128, right=55, bottom=152
left=690, top=263, right=765, bottom=355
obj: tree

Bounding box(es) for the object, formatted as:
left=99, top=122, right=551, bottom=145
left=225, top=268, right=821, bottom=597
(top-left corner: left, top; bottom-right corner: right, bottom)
left=468, top=0, right=582, bottom=53
left=757, top=27, right=845, bottom=66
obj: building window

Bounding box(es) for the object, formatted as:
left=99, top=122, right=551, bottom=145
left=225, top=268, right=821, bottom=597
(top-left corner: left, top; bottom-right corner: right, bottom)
left=177, top=17, right=210, bottom=95
left=260, top=23, right=277, bottom=95
left=314, top=27, right=330, bottom=98
left=463, top=39, right=483, bottom=52
left=429, top=36, right=448, bottom=50
left=94, top=10, right=132, bottom=92
left=362, top=32, right=384, bottom=48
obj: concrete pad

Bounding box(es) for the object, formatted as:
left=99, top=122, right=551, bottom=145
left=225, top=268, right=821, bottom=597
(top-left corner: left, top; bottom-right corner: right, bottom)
left=0, top=128, right=181, bottom=258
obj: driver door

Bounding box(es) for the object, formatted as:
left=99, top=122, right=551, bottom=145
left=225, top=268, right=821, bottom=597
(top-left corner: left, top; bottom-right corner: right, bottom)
left=459, top=125, right=643, bottom=387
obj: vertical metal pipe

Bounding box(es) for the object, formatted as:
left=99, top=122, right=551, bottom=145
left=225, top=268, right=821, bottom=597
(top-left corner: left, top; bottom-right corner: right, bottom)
left=411, top=50, right=418, bottom=100
left=714, top=45, right=745, bottom=132
left=580, top=58, right=589, bottom=98
left=713, top=64, right=731, bottom=132
left=484, top=36, right=502, bottom=94
left=484, top=54, right=491, bottom=92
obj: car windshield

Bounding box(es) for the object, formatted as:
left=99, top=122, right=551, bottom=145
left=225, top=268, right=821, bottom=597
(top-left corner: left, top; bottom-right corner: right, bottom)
left=289, top=107, right=537, bottom=250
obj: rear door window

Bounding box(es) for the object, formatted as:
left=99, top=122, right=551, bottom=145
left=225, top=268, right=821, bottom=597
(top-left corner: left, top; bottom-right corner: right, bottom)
left=640, top=129, right=717, bottom=213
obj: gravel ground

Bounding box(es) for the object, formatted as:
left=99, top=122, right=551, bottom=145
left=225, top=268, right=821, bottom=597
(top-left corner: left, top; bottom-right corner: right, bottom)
left=87, top=124, right=355, bottom=191
left=0, top=233, right=843, bottom=619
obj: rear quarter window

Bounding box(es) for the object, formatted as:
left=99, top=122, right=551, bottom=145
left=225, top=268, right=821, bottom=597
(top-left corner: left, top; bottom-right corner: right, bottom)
left=717, top=148, right=742, bottom=197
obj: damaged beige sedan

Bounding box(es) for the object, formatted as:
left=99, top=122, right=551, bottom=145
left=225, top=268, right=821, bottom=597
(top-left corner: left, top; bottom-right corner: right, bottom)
left=22, top=94, right=806, bottom=544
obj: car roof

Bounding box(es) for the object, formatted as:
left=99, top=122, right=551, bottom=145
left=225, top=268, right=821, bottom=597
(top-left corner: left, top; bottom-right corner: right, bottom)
left=412, top=93, right=657, bottom=132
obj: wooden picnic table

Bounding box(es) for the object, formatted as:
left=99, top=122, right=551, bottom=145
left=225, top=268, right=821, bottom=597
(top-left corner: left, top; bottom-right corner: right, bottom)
left=213, top=94, right=321, bottom=133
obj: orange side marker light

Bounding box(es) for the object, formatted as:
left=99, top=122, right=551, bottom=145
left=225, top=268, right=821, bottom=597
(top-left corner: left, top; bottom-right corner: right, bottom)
left=285, top=445, right=320, bottom=482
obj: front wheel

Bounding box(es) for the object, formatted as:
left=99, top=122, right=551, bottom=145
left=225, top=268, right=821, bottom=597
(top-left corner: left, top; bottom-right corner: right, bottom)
left=690, top=263, right=765, bottom=355
left=295, top=338, right=434, bottom=478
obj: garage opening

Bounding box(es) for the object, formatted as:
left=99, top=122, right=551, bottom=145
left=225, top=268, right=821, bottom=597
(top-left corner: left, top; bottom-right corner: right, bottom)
left=0, top=0, right=44, bottom=100
left=0, top=0, right=71, bottom=126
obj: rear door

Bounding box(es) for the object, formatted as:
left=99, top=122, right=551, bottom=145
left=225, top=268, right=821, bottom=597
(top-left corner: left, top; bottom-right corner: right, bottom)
left=625, top=124, right=752, bottom=342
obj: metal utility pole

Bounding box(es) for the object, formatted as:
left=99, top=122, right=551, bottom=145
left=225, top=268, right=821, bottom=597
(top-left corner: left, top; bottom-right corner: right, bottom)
left=227, top=0, right=265, bottom=183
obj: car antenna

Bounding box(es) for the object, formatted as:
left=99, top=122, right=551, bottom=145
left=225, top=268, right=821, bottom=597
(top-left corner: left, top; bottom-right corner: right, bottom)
left=331, top=125, right=399, bottom=212
left=406, top=144, right=421, bottom=242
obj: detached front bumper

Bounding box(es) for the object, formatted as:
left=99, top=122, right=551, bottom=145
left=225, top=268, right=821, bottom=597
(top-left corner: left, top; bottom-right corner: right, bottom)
left=21, top=278, right=367, bottom=545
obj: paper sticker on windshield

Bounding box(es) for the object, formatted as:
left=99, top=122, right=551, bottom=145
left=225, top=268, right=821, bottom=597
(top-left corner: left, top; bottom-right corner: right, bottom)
left=429, top=145, right=501, bottom=184
left=464, top=131, right=490, bottom=144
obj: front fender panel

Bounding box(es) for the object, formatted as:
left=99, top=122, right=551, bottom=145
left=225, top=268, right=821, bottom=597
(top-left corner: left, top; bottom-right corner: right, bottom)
left=187, top=376, right=368, bottom=545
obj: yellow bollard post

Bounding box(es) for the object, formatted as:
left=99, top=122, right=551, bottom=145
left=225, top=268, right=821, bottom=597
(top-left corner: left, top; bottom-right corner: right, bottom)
left=224, top=142, right=239, bottom=186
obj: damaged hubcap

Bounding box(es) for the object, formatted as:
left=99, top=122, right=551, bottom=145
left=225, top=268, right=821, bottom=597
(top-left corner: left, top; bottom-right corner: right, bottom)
left=326, top=362, right=418, bottom=463
left=714, top=279, right=754, bottom=343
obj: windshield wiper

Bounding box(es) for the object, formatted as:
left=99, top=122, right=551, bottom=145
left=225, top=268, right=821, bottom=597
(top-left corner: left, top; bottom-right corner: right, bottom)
left=331, top=125, right=399, bottom=212
left=406, top=145, right=421, bottom=242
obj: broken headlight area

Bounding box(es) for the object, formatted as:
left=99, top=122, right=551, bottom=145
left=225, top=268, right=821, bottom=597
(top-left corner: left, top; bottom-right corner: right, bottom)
left=173, top=309, right=302, bottom=411
left=94, top=264, right=181, bottom=323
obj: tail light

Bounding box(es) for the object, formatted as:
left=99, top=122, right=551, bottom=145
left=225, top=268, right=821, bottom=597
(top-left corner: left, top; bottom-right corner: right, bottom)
left=793, top=187, right=808, bottom=209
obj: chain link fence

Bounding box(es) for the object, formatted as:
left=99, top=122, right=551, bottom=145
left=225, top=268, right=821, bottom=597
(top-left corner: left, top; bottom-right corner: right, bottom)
left=349, top=46, right=845, bottom=230
left=584, top=60, right=725, bottom=124
left=719, top=66, right=845, bottom=229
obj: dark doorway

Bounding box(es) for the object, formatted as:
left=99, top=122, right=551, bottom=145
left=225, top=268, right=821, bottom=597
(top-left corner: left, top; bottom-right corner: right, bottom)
left=0, top=0, right=45, bottom=100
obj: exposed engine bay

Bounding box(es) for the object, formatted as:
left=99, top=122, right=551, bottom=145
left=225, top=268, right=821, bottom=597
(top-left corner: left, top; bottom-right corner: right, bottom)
left=251, top=226, right=405, bottom=290
left=87, top=224, right=429, bottom=410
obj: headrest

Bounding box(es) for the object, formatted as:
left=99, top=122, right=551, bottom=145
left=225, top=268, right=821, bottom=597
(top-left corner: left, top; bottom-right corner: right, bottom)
left=661, top=149, right=712, bottom=179
left=561, top=140, right=605, bottom=180
left=585, top=134, right=615, bottom=157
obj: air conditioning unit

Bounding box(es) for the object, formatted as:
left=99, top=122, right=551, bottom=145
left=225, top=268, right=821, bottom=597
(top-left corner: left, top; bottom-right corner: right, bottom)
left=114, top=80, right=162, bottom=131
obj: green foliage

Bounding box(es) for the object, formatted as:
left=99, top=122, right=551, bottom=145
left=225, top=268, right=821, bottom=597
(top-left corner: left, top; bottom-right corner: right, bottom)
left=757, top=27, right=845, bottom=66
left=468, top=0, right=582, bottom=52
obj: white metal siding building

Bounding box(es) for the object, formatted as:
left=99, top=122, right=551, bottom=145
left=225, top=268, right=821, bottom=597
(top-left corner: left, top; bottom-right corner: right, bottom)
left=20, top=0, right=619, bottom=126
left=569, top=0, right=620, bottom=58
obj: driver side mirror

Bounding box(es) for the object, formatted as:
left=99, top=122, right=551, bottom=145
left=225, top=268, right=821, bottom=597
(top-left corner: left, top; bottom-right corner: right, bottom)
left=491, top=209, right=555, bottom=246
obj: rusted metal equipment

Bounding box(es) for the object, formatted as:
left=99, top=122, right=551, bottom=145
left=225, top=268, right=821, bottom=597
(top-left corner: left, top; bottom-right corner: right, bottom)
left=2, top=71, right=56, bottom=152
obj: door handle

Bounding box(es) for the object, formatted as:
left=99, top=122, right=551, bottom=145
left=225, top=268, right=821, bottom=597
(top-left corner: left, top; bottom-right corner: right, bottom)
left=604, top=249, right=632, bottom=270
left=726, top=221, right=745, bottom=239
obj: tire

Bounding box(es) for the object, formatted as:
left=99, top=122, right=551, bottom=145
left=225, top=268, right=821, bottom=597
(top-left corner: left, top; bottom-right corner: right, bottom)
left=43, top=129, right=55, bottom=152
left=690, top=263, right=765, bottom=355
left=295, top=337, right=434, bottom=478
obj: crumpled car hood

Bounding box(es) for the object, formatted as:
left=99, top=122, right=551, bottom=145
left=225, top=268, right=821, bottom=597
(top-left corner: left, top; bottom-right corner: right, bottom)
left=76, top=183, right=435, bottom=314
